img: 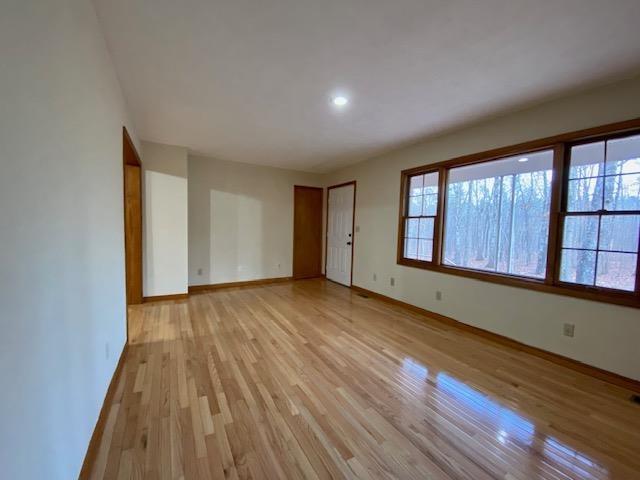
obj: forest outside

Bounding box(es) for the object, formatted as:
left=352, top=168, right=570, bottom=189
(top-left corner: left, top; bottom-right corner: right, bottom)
left=443, top=150, right=554, bottom=279
left=400, top=127, right=640, bottom=300
left=560, top=136, right=640, bottom=291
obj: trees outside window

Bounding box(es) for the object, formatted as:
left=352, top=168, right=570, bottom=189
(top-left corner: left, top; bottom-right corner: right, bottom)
left=402, top=172, right=438, bottom=262
left=559, top=135, right=640, bottom=291
left=443, top=150, right=553, bottom=279
left=397, top=121, right=640, bottom=308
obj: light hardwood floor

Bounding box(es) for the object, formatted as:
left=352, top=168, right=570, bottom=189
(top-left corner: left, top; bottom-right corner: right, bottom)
left=89, top=279, right=640, bottom=479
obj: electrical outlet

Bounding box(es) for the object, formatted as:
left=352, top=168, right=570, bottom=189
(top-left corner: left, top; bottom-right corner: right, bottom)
left=436, top=291, right=442, bottom=301
left=563, top=323, right=575, bottom=337
left=373, top=273, right=377, bottom=281
left=197, top=268, right=203, bottom=276
left=277, top=263, right=281, bottom=269
left=355, top=225, right=360, bottom=233
left=390, top=277, right=395, bottom=286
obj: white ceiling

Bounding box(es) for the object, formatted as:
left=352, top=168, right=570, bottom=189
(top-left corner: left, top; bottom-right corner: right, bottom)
left=94, top=0, right=640, bottom=173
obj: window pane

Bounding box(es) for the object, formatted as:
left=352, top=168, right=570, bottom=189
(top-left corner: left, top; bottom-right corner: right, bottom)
left=599, top=215, right=640, bottom=253
left=605, top=134, right=640, bottom=175
left=417, top=239, right=433, bottom=261
left=422, top=194, right=438, bottom=216
left=595, top=252, right=637, bottom=291
left=604, top=173, right=640, bottom=211
left=567, top=177, right=603, bottom=212
left=495, top=175, right=514, bottom=273
left=405, top=238, right=417, bottom=259
left=409, top=174, right=423, bottom=196
left=406, top=218, right=419, bottom=238
left=559, top=249, right=596, bottom=286
left=562, top=216, right=598, bottom=250
left=569, top=142, right=604, bottom=179
left=444, top=149, right=553, bottom=278
left=423, top=172, right=439, bottom=195
left=408, top=195, right=422, bottom=216
left=419, top=217, right=434, bottom=239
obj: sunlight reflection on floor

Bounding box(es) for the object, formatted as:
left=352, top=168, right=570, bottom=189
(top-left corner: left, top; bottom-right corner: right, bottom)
left=397, top=359, right=610, bottom=480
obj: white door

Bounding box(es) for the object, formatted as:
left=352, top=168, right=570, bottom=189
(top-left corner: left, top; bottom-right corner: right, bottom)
left=326, top=183, right=355, bottom=286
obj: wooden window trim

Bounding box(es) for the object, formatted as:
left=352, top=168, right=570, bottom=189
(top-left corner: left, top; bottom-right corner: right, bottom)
left=396, top=117, right=640, bottom=309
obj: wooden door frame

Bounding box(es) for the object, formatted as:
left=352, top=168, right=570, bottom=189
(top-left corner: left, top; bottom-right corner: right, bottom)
left=292, top=185, right=324, bottom=279
left=324, top=181, right=356, bottom=286
left=123, top=127, right=143, bottom=313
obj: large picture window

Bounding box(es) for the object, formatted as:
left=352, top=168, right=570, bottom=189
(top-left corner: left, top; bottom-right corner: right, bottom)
left=443, top=150, right=553, bottom=279
left=397, top=119, right=640, bottom=308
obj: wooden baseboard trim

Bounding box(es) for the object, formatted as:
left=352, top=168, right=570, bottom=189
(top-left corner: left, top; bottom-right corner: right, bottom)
left=351, top=285, right=640, bottom=393
left=293, top=274, right=325, bottom=280
left=142, top=293, right=189, bottom=303
left=79, top=343, right=128, bottom=479
left=189, top=276, right=292, bottom=293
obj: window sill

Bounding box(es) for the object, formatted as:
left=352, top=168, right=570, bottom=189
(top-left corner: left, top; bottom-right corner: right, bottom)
left=397, top=257, right=640, bottom=309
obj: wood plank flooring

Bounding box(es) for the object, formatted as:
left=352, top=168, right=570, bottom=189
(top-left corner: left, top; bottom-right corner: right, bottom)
left=89, top=279, right=640, bottom=479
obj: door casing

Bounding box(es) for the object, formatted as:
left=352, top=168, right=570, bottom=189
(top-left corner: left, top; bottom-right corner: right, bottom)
left=123, top=127, right=143, bottom=307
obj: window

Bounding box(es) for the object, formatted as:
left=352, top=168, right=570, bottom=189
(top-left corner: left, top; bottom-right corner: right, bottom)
left=558, top=134, right=640, bottom=291
left=443, top=150, right=553, bottom=279
left=397, top=119, right=640, bottom=308
left=400, top=171, right=439, bottom=262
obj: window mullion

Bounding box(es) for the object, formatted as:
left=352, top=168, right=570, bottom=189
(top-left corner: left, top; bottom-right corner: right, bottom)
left=547, top=143, right=566, bottom=285
left=397, top=173, right=409, bottom=264
left=433, top=166, right=447, bottom=265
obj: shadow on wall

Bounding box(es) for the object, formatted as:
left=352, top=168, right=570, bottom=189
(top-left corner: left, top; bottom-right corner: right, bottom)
left=143, top=170, right=189, bottom=296
left=204, top=185, right=290, bottom=284
left=143, top=174, right=154, bottom=294
left=209, top=190, right=263, bottom=283
left=188, top=155, right=316, bottom=286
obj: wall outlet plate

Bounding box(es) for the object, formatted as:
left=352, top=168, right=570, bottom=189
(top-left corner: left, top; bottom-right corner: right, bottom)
left=436, top=291, right=442, bottom=301
left=390, top=277, right=395, bottom=286
left=563, top=323, right=575, bottom=337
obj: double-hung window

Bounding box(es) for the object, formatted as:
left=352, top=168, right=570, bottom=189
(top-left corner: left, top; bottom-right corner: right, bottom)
left=558, top=134, right=640, bottom=291
left=400, top=171, right=439, bottom=262
left=397, top=120, right=640, bottom=307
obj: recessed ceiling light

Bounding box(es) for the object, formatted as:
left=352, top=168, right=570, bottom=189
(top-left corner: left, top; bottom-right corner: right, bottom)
left=518, top=157, right=529, bottom=163
left=332, top=95, right=349, bottom=107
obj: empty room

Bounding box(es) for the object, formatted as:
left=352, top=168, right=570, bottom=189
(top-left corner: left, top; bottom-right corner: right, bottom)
left=2, top=1, right=640, bottom=479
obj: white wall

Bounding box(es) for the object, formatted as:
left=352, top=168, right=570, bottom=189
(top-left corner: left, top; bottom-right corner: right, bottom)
left=188, top=155, right=321, bottom=285
left=326, top=76, right=640, bottom=381
left=0, top=1, right=138, bottom=478
left=142, top=142, right=189, bottom=297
